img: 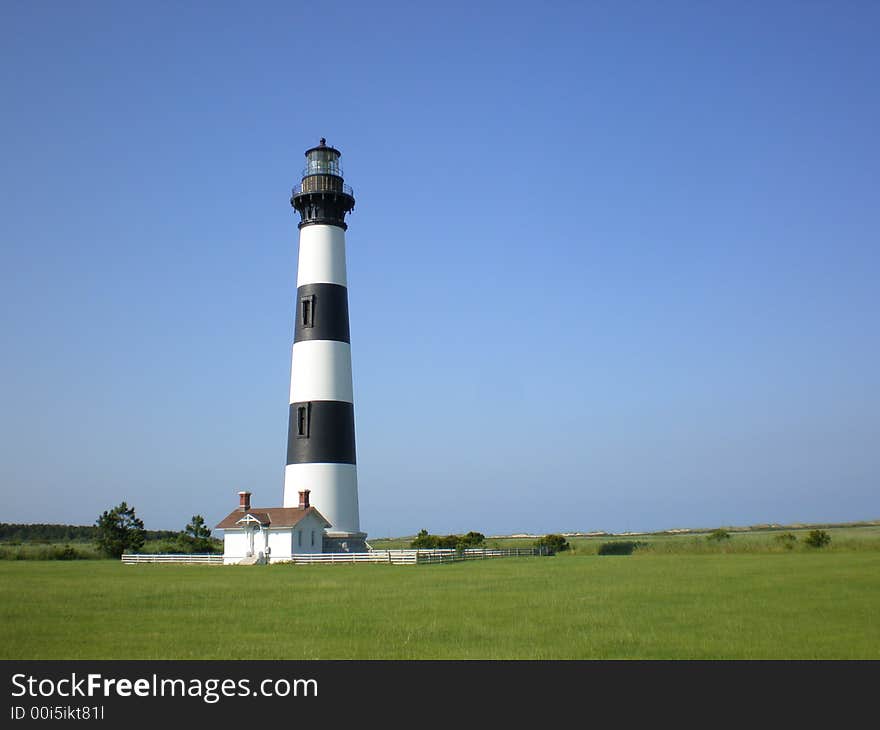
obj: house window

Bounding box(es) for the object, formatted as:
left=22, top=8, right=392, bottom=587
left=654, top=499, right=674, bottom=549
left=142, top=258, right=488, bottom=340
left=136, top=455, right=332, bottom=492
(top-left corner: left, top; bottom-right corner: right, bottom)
left=296, top=403, right=311, bottom=438
left=301, top=295, right=315, bottom=328
left=311, top=530, right=315, bottom=546
left=297, top=530, right=302, bottom=547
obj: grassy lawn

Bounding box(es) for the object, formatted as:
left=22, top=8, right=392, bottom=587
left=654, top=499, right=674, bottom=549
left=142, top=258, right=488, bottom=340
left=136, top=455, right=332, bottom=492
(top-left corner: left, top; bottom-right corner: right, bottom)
left=1, top=552, right=878, bottom=659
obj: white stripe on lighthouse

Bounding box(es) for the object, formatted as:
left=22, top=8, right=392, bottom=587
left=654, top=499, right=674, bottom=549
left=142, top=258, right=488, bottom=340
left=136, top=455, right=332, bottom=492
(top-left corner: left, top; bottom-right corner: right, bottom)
left=288, top=340, right=354, bottom=404
left=283, top=463, right=360, bottom=535
left=296, top=224, right=348, bottom=287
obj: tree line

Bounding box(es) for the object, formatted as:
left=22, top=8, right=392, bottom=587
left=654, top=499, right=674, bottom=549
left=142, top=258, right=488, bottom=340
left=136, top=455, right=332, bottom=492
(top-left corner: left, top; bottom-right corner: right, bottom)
left=0, top=522, right=177, bottom=543
left=2, top=503, right=221, bottom=558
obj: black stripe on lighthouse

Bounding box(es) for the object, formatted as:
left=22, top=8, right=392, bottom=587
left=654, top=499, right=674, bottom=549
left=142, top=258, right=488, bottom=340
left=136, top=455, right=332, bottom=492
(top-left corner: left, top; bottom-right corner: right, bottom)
left=294, top=283, right=351, bottom=343
left=287, top=401, right=357, bottom=465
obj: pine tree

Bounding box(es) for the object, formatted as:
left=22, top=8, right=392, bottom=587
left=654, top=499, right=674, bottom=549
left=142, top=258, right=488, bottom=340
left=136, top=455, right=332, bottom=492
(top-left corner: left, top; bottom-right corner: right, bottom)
left=95, top=502, right=146, bottom=558
left=178, top=515, right=215, bottom=553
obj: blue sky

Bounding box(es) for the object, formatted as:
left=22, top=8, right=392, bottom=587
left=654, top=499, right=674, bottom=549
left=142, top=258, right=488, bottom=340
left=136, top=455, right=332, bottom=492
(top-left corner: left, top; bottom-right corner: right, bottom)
left=1, top=1, right=877, bottom=536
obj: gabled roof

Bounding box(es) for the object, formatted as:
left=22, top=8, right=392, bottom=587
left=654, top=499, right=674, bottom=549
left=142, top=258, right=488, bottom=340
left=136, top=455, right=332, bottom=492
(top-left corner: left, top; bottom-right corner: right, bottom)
left=215, top=506, right=330, bottom=530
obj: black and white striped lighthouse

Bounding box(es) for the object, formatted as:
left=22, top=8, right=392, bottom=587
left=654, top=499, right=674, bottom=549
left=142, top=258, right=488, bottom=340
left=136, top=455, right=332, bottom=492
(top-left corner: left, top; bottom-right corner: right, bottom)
left=283, top=139, right=366, bottom=552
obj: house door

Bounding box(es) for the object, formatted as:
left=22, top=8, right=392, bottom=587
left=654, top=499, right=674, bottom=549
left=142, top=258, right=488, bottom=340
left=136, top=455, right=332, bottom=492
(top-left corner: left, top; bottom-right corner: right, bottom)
left=246, top=528, right=255, bottom=557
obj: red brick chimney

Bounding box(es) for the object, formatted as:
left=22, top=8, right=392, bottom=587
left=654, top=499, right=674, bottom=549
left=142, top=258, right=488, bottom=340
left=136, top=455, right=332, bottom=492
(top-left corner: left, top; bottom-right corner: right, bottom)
left=238, top=491, right=251, bottom=512
left=298, top=489, right=310, bottom=509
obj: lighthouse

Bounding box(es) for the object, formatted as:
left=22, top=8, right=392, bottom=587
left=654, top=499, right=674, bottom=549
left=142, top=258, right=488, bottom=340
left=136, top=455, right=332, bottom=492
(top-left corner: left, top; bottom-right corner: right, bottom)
left=283, top=139, right=366, bottom=552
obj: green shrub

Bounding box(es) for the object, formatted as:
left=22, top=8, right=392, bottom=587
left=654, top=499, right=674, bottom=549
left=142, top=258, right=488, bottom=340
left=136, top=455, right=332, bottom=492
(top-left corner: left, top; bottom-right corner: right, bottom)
left=411, top=530, right=486, bottom=551
left=52, top=545, right=79, bottom=560
left=597, top=541, right=646, bottom=556
left=457, top=532, right=486, bottom=549
left=774, top=532, right=798, bottom=549
left=535, top=534, right=570, bottom=555
left=804, top=530, right=831, bottom=548
left=707, top=529, right=731, bottom=542
left=410, top=529, right=437, bottom=548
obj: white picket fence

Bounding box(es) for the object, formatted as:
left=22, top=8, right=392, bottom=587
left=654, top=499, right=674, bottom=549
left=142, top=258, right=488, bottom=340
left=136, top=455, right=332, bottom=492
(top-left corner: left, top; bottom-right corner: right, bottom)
left=291, top=547, right=539, bottom=565
left=121, top=548, right=540, bottom=566
left=121, top=553, right=223, bottom=565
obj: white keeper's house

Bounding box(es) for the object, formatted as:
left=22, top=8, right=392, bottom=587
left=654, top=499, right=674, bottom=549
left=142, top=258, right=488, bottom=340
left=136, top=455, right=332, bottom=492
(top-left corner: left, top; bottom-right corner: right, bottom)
left=215, top=490, right=330, bottom=564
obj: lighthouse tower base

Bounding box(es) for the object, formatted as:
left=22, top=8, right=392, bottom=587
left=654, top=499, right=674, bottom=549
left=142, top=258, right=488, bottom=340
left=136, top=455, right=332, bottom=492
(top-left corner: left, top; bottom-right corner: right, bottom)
left=322, top=532, right=369, bottom=553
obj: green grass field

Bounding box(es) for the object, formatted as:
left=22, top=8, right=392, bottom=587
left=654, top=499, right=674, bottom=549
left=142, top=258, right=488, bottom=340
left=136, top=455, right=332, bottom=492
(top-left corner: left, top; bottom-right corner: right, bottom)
left=2, top=550, right=878, bottom=659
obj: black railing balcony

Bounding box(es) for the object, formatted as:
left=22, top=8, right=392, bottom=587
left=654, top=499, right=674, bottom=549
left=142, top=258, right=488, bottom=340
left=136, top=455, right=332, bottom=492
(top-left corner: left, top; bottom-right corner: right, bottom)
left=292, top=180, right=354, bottom=198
